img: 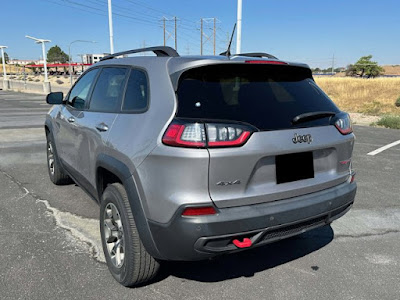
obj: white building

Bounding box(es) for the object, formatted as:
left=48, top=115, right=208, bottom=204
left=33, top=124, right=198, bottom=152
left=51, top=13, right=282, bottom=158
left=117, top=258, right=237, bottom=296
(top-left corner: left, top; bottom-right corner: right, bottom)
left=82, top=53, right=109, bottom=65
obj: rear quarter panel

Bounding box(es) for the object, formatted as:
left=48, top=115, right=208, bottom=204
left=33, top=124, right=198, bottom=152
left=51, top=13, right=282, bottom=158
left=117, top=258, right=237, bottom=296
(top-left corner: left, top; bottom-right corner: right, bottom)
left=105, top=60, right=177, bottom=217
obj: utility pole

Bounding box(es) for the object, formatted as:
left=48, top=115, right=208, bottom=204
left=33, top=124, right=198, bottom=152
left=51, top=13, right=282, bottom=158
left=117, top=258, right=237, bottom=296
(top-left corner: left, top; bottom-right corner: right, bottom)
left=162, top=17, right=177, bottom=50
left=163, top=17, right=166, bottom=46
left=236, top=0, right=242, bottom=54
left=174, top=16, right=177, bottom=51
left=200, top=18, right=219, bottom=56
left=213, top=18, right=216, bottom=55
left=200, top=18, right=203, bottom=55
left=108, top=0, right=114, bottom=54
left=331, top=54, right=335, bottom=75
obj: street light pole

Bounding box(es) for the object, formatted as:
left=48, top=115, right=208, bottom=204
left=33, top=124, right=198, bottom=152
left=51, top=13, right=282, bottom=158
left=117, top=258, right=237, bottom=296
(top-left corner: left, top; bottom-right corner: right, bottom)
left=236, top=0, right=242, bottom=54
left=41, top=42, right=49, bottom=83
left=108, top=0, right=114, bottom=54
left=25, top=35, right=51, bottom=93
left=68, top=40, right=96, bottom=86
left=0, top=46, right=10, bottom=90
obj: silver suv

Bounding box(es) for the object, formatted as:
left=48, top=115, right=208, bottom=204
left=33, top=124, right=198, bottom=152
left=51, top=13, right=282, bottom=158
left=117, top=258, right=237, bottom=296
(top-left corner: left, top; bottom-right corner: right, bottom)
left=45, top=46, right=357, bottom=287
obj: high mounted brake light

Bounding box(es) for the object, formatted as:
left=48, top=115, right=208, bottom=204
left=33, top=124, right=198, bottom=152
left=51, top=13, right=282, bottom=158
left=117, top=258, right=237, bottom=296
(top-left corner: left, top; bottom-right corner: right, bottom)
left=245, top=60, right=287, bottom=65
left=162, top=121, right=254, bottom=148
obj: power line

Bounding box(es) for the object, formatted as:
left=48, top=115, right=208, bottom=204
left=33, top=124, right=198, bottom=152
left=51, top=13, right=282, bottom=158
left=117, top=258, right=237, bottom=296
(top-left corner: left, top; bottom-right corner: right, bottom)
left=121, top=0, right=197, bottom=25
left=41, top=0, right=224, bottom=56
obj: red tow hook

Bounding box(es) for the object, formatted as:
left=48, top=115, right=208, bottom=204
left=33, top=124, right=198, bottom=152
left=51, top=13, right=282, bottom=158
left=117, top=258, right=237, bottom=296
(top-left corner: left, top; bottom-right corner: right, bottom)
left=233, top=238, right=252, bottom=248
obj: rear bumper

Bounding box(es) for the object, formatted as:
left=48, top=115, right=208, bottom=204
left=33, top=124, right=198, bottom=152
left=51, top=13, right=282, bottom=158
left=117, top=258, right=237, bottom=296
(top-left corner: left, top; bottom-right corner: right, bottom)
left=148, top=181, right=357, bottom=261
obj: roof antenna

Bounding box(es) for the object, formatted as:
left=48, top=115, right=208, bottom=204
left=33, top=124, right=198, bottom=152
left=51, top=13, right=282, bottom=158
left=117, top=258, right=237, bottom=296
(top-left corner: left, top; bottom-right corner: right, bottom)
left=219, top=23, right=236, bottom=57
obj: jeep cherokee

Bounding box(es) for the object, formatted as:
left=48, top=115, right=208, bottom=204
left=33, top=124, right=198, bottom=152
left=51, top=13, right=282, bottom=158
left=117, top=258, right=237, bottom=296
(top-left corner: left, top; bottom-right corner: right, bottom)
left=45, top=46, right=357, bottom=286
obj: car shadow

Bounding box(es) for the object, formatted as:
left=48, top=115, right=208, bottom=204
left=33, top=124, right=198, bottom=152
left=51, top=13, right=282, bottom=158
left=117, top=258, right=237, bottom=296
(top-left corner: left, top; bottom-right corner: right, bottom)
left=154, top=225, right=334, bottom=284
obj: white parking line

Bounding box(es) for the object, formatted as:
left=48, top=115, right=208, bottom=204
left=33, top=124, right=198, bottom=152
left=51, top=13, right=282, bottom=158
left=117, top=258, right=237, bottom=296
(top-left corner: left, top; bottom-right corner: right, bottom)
left=367, top=140, right=400, bottom=156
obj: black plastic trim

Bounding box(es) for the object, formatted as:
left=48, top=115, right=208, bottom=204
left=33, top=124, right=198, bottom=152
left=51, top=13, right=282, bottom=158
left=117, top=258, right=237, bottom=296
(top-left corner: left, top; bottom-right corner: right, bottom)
left=100, top=46, right=179, bottom=61
left=148, top=181, right=357, bottom=261
left=95, top=154, right=162, bottom=259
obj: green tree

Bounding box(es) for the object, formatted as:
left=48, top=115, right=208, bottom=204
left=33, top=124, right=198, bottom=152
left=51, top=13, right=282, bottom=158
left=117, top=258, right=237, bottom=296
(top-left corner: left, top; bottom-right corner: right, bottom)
left=347, top=55, right=384, bottom=78
left=0, top=52, right=9, bottom=64
left=47, top=45, right=69, bottom=63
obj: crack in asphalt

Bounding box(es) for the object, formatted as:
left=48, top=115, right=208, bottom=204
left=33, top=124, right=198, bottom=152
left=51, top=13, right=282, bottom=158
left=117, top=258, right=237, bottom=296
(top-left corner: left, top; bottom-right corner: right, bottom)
left=334, top=230, right=400, bottom=239
left=0, top=168, right=105, bottom=263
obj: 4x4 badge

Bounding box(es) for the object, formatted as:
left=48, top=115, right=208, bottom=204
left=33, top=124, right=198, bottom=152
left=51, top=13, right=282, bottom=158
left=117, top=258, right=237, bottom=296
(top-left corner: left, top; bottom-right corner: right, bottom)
left=292, top=133, right=313, bottom=144
left=216, top=180, right=241, bottom=186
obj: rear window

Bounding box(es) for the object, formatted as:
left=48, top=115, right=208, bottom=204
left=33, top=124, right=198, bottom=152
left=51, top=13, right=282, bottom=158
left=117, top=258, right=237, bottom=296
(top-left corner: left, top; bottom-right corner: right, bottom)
left=176, top=64, right=339, bottom=130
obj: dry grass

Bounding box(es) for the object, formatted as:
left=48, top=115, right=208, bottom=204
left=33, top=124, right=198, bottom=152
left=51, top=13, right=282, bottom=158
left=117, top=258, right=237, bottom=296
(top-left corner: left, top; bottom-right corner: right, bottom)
left=315, top=77, right=400, bottom=116
left=0, top=64, right=33, bottom=74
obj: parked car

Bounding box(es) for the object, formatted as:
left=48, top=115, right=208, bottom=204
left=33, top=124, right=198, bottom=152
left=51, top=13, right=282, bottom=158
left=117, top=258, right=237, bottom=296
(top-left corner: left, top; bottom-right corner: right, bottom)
left=45, top=46, right=357, bottom=287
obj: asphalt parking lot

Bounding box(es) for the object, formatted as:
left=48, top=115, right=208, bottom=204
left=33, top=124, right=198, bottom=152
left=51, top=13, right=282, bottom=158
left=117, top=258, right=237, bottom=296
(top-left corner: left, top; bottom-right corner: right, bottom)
left=0, top=90, right=399, bottom=300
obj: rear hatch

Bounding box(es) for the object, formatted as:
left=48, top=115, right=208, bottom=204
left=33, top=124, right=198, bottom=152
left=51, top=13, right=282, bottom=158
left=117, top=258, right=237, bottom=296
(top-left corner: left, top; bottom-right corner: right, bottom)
left=175, top=63, right=354, bottom=208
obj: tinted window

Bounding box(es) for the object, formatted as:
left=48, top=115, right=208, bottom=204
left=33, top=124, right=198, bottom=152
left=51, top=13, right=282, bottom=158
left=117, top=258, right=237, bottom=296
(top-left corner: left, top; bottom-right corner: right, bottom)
left=176, top=64, right=340, bottom=130
left=89, top=67, right=128, bottom=112
left=123, top=69, right=148, bottom=111
left=68, top=68, right=99, bottom=109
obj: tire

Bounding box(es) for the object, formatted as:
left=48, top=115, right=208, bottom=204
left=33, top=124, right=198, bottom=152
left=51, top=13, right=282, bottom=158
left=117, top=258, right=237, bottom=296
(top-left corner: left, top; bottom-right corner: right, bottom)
left=100, top=183, right=160, bottom=287
left=46, top=133, right=71, bottom=185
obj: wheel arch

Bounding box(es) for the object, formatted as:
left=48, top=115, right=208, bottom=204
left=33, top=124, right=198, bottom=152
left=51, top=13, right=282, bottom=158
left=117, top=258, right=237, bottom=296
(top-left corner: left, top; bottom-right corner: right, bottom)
left=96, top=154, right=163, bottom=259
left=44, top=118, right=53, bottom=135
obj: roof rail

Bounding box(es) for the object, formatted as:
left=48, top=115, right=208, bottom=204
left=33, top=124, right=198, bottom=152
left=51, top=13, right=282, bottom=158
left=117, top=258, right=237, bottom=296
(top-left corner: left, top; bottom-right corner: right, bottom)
left=235, top=52, right=278, bottom=59
left=100, top=46, right=179, bottom=61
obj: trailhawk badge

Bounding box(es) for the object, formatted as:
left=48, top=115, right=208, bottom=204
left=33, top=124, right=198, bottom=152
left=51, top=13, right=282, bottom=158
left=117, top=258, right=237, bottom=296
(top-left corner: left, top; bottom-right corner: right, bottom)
left=292, top=133, right=313, bottom=144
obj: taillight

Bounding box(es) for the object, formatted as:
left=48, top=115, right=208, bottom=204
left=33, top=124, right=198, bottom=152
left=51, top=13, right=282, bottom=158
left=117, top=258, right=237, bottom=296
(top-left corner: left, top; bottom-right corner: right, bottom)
left=348, top=171, right=356, bottom=183
left=162, top=120, right=254, bottom=148
left=206, top=124, right=251, bottom=147
left=245, top=60, right=287, bottom=65
left=334, top=113, right=353, bottom=135
left=182, top=206, right=217, bottom=216
left=162, top=123, right=206, bottom=147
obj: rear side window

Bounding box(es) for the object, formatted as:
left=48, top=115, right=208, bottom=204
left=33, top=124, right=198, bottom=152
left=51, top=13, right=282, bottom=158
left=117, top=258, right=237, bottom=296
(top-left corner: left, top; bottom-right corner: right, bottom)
left=122, top=69, right=148, bottom=111
left=89, top=67, right=128, bottom=112
left=176, top=64, right=340, bottom=130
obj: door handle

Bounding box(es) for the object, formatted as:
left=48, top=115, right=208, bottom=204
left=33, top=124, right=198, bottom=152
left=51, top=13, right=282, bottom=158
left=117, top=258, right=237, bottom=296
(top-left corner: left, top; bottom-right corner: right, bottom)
left=96, top=123, right=109, bottom=132
left=67, top=117, right=75, bottom=123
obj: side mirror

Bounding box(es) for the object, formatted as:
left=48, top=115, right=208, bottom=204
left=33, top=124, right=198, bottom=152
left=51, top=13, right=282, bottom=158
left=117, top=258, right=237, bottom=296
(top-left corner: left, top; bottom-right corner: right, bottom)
left=46, top=92, right=64, bottom=104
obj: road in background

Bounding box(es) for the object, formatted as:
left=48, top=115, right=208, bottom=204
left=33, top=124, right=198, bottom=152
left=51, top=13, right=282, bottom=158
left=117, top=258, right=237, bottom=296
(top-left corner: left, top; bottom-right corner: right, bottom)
left=0, top=91, right=399, bottom=300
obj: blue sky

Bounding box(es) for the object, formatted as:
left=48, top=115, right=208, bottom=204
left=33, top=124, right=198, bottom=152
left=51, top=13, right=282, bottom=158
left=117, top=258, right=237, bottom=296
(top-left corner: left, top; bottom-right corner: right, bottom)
left=1, top=0, right=399, bottom=68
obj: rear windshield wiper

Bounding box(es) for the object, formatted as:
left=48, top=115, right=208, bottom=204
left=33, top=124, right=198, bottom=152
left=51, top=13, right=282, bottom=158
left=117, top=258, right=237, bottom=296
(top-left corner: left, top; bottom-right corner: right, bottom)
left=292, top=111, right=336, bottom=124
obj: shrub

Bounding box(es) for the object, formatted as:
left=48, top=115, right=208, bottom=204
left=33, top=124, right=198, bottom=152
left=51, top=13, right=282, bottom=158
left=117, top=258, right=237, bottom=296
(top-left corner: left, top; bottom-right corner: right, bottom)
left=395, top=97, right=400, bottom=107
left=56, top=79, right=64, bottom=84
left=34, top=79, right=40, bottom=82
left=377, top=115, right=400, bottom=129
